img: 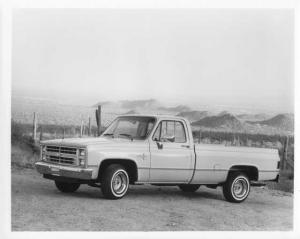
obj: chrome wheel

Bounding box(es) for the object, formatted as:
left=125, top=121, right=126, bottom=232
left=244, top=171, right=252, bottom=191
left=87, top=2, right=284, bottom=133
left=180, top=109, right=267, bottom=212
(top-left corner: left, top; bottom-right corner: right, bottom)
left=111, top=169, right=129, bottom=197
left=231, top=176, right=249, bottom=200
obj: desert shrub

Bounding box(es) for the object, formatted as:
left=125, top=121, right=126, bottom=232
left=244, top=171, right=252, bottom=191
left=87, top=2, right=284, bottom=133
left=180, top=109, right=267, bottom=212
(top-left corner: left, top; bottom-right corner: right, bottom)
left=11, top=120, right=25, bottom=144
left=11, top=120, right=39, bottom=153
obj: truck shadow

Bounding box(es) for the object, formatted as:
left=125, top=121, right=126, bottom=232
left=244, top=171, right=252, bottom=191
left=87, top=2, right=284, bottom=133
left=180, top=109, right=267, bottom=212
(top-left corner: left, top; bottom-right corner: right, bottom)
left=31, top=183, right=270, bottom=205
left=127, top=187, right=224, bottom=201
left=51, top=185, right=224, bottom=201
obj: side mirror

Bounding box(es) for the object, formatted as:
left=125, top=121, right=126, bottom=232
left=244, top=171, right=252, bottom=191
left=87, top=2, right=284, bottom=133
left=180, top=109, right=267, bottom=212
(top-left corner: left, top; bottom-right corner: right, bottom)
left=156, top=141, right=163, bottom=149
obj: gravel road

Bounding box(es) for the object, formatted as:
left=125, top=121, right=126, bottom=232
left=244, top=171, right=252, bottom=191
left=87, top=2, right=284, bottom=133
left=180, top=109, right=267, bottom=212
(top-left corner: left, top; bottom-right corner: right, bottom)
left=11, top=168, right=293, bottom=231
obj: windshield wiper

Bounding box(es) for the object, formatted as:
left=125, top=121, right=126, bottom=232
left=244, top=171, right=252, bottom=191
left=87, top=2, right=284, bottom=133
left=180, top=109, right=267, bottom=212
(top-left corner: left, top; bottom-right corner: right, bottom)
left=118, top=133, right=133, bottom=141
left=103, top=133, right=114, bottom=138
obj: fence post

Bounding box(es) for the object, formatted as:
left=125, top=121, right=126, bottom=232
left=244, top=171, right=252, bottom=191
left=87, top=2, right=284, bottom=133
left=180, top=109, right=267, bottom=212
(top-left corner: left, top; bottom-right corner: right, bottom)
left=62, top=126, right=65, bottom=139
left=88, top=117, right=91, bottom=136
left=39, top=126, right=43, bottom=141
left=283, top=135, right=289, bottom=170
left=80, top=119, right=83, bottom=137
left=96, top=105, right=101, bottom=136
left=32, top=112, right=38, bottom=142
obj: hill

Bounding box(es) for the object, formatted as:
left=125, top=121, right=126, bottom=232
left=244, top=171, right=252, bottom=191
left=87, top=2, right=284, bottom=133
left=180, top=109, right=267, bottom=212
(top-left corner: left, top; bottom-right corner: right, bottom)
left=237, top=113, right=271, bottom=122
left=191, top=113, right=243, bottom=131
left=247, top=114, right=294, bottom=132
left=158, top=105, right=191, bottom=112
left=176, top=111, right=210, bottom=123
left=218, top=111, right=230, bottom=116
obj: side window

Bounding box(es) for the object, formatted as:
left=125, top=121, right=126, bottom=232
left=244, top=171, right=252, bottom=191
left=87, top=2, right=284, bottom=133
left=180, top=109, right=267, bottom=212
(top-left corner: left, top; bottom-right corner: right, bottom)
left=175, top=121, right=186, bottom=143
left=161, top=121, right=175, bottom=142
left=152, top=120, right=187, bottom=143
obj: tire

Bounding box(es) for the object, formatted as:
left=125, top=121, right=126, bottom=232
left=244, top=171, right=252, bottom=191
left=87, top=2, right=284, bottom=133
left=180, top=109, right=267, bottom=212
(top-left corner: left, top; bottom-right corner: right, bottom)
left=55, top=181, right=80, bottom=193
left=223, top=172, right=250, bottom=203
left=101, top=164, right=129, bottom=199
left=178, top=184, right=200, bottom=192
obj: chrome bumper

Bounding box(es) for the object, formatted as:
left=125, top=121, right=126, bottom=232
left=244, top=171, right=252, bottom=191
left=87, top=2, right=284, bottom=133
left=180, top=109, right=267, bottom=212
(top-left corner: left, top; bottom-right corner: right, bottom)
left=35, top=162, right=95, bottom=180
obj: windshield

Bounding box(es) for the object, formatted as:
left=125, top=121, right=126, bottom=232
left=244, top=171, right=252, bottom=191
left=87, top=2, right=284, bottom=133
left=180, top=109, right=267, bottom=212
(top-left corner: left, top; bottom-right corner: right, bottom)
left=102, top=116, right=156, bottom=140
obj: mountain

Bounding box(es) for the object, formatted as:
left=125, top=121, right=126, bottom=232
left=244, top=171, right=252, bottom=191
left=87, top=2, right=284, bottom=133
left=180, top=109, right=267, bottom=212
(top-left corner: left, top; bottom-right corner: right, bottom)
left=176, top=111, right=210, bottom=123
left=218, top=111, right=230, bottom=116
left=191, top=113, right=243, bottom=131
left=237, top=113, right=271, bottom=122
left=246, top=114, right=294, bottom=132
left=158, top=105, right=191, bottom=112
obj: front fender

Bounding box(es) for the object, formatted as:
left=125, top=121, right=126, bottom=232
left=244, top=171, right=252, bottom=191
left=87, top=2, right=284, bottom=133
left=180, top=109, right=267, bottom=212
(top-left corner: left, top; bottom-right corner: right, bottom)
left=86, top=142, right=150, bottom=181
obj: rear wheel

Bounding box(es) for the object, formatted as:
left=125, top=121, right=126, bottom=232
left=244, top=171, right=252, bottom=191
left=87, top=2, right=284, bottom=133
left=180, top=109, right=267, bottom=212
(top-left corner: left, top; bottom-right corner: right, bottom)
left=55, top=181, right=80, bottom=193
left=178, top=184, right=200, bottom=192
left=223, top=172, right=250, bottom=203
left=101, top=164, right=129, bottom=199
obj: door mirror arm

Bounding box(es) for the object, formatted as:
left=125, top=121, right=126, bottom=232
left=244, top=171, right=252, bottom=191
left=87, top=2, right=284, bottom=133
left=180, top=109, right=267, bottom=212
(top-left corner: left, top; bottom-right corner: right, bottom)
left=156, top=141, right=163, bottom=149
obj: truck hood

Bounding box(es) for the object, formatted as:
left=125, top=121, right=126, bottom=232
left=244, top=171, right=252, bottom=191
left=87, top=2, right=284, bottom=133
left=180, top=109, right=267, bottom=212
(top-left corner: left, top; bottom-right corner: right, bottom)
left=40, top=137, right=136, bottom=147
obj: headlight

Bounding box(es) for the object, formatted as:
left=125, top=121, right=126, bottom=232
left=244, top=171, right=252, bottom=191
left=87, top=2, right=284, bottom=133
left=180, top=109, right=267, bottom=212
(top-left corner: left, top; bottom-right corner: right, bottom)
left=79, top=148, right=86, bottom=157
left=42, top=154, right=46, bottom=161
left=78, top=148, right=86, bottom=166
left=40, top=145, right=46, bottom=161
left=79, top=158, right=85, bottom=166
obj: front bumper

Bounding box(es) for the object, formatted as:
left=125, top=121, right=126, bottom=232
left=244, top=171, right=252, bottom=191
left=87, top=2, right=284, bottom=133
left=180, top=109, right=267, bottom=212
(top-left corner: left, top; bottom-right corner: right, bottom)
left=35, top=162, right=96, bottom=180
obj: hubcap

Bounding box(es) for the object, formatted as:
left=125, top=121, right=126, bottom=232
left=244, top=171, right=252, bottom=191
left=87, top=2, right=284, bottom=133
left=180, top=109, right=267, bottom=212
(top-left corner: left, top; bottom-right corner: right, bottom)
left=111, top=170, right=128, bottom=196
left=232, top=177, right=249, bottom=199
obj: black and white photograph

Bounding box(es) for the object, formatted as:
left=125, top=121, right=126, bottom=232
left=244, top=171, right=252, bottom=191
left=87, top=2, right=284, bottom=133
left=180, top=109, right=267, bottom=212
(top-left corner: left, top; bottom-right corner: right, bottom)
left=0, top=0, right=299, bottom=237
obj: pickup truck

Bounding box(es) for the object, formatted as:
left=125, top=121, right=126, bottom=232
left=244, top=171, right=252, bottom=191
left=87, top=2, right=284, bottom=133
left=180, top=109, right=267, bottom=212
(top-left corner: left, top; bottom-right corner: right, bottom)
left=35, top=115, right=280, bottom=203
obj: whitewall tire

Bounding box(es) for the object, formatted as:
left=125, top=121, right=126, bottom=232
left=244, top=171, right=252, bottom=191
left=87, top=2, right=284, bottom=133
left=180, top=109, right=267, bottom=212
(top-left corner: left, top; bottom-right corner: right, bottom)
left=223, top=172, right=250, bottom=203
left=101, top=164, right=129, bottom=199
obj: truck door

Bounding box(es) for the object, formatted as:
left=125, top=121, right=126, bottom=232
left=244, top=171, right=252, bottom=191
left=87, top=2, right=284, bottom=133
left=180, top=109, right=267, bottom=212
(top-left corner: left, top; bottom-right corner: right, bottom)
left=149, top=120, right=194, bottom=183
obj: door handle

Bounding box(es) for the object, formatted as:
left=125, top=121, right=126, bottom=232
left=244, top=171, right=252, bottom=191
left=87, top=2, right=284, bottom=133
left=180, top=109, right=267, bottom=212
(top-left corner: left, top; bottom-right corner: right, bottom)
left=181, top=145, right=190, bottom=148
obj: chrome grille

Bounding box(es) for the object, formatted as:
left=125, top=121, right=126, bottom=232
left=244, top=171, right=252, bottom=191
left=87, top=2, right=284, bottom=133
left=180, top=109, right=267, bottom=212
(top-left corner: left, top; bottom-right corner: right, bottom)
left=44, top=146, right=78, bottom=165
left=61, top=147, right=77, bottom=154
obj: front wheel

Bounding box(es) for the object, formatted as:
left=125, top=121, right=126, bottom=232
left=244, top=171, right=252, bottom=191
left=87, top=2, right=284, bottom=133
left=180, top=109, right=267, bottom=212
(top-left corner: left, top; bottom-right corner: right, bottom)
left=178, top=184, right=200, bottom=192
left=223, top=172, right=250, bottom=203
left=101, top=164, right=129, bottom=199
left=55, top=181, right=80, bottom=193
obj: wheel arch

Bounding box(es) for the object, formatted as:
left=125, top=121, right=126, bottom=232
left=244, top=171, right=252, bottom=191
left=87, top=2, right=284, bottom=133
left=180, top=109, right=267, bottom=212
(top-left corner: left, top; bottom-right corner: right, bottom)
left=98, top=158, right=138, bottom=184
left=227, top=165, right=259, bottom=181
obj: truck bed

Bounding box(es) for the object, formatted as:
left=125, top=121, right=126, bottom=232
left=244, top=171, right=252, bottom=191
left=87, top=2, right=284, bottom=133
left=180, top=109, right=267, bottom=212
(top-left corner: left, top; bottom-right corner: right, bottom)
left=191, top=144, right=280, bottom=184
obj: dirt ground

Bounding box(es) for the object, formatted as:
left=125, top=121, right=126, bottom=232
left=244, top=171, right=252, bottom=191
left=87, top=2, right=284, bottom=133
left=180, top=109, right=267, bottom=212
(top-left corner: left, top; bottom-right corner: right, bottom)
left=11, top=168, right=293, bottom=231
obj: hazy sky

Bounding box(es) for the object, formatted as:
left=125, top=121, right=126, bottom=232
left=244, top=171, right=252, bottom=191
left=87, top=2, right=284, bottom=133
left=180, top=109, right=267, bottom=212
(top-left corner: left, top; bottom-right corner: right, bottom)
left=12, top=9, right=294, bottom=113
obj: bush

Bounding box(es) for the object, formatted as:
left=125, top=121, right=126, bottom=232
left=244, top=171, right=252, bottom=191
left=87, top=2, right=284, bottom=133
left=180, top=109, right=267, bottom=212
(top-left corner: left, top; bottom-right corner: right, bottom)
left=11, top=120, right=40, bottom=154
